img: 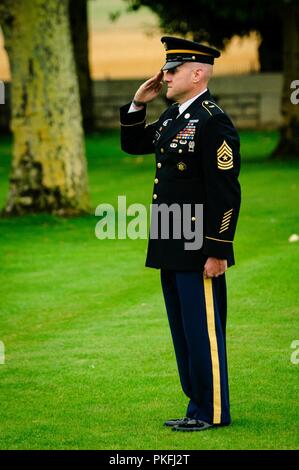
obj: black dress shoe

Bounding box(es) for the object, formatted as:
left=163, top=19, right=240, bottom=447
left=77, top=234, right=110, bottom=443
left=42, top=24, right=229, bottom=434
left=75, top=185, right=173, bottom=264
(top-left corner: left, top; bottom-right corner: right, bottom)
left=172, top=419, right=213, bottom=432
left=163, top=417, right=189, bottom=427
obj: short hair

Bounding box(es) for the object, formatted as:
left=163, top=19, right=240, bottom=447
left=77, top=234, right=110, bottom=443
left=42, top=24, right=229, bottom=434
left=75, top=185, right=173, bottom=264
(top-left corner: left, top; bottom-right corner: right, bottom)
left=186, top=62, right=213, bottom=83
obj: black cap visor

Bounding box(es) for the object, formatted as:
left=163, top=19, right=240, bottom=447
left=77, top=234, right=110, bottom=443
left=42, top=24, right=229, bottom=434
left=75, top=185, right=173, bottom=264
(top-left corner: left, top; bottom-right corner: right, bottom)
left=161, top=61, right=184, bottom=71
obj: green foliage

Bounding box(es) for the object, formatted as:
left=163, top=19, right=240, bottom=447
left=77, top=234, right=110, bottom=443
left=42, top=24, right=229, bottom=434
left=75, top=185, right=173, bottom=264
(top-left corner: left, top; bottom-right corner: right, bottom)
left=124, top=0, right=283, bottom=48
left=0, top=131, right=299, bottom=449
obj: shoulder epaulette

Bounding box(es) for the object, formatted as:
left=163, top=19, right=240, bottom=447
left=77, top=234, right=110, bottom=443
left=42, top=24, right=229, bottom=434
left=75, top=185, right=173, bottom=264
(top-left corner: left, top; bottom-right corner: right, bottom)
left=202, top=100, right=224, bottom=116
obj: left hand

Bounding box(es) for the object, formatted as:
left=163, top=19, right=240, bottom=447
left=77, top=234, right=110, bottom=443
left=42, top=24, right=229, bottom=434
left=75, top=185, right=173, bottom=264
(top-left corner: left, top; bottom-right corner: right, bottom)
left=204, top=257, right=227, bottom=278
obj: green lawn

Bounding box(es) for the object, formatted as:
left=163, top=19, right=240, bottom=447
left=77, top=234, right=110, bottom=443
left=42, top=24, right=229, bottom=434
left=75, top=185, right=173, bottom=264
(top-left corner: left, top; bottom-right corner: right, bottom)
left=0, top=130, right=299, bottom=450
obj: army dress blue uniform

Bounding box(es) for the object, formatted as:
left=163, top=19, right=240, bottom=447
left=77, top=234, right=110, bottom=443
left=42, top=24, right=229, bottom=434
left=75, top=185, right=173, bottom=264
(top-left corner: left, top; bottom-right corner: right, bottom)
left=120, top=37, right=241, bottom=430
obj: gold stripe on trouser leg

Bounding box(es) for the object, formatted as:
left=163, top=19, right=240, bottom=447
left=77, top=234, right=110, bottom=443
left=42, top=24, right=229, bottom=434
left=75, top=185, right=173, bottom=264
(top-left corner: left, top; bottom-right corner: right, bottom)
left=203, top=277, right=221, bottom=424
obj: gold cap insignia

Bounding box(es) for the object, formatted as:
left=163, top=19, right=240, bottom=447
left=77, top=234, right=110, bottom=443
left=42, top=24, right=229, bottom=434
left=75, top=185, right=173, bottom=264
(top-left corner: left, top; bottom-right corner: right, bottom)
left=163, top=42, right=168, bottom=51
left=177, top=162, right=187, bottom=171
left=217, top=140, right=233, bottom=170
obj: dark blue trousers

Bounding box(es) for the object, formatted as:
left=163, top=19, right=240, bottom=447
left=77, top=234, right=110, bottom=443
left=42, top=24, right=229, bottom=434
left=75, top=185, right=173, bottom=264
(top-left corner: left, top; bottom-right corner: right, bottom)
left=160, top=270, right=231, bottom=425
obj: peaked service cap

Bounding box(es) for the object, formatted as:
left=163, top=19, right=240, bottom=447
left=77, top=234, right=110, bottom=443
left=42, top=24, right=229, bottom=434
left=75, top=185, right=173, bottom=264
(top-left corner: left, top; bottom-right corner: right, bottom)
left=161, top=36, right=221, bottom=71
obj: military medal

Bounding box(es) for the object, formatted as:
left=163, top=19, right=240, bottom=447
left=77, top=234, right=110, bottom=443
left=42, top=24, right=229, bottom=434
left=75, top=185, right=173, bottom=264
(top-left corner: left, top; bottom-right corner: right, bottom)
left=177, top=162, right=187, bottom=171
left=175, top=122, right=196, bottom=141
left=188, top=141, right=195, bottom=152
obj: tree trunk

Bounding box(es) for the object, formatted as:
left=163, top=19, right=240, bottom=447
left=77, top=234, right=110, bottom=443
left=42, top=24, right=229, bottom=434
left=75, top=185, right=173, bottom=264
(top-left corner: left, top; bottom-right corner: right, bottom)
left=0, top=0, right=89, bottom=215
left=272, top=2, right=299, bottom=158
left=69, top=0, right=94, bottom=133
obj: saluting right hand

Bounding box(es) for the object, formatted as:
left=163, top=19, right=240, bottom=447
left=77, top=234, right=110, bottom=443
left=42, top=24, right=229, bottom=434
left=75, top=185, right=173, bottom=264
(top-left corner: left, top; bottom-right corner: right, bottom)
left=134, top=71, right=164, bottom=104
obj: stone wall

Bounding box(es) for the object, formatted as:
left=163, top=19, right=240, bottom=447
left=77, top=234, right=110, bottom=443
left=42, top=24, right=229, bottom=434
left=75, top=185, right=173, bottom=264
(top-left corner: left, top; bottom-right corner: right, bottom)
left=0, top=73, right=283, bottom=133
left=95, top=73, right=283, bottom=130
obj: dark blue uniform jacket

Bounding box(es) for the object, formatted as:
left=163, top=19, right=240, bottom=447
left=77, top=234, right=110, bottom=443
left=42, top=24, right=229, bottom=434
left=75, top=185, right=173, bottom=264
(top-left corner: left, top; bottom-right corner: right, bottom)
left=120, top=90, right=241, bottom=271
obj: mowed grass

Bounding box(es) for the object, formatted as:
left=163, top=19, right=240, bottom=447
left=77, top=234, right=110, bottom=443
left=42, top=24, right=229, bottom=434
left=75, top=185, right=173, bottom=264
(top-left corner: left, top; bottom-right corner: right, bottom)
left=0, top=130, right=298, bottom=450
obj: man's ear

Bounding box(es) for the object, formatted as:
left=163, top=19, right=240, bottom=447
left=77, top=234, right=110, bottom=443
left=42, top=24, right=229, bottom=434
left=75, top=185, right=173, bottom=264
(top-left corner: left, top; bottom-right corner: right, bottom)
left=192, top=67, right=202, bottom=83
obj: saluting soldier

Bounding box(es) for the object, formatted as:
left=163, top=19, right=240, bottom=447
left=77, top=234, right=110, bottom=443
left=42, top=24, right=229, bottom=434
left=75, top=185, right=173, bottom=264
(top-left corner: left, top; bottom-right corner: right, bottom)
left=120, top=36, right=241, bottom=432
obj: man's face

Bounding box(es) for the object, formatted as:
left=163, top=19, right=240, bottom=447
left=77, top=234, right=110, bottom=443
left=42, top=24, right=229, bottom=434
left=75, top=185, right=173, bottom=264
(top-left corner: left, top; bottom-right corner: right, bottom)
left=163, top=63, right=198, bottom=102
